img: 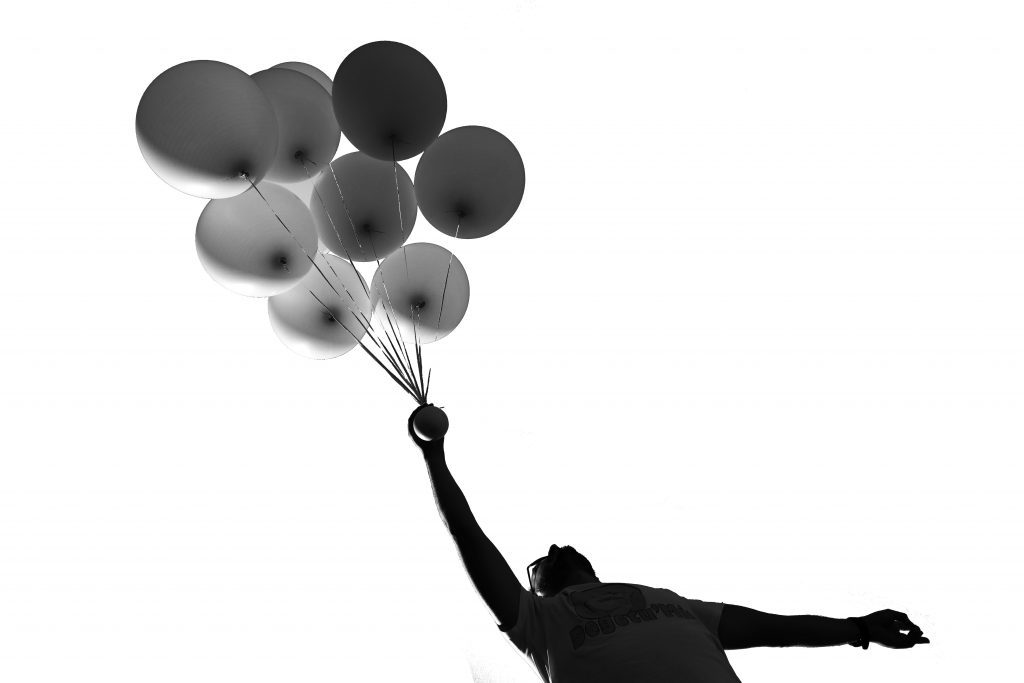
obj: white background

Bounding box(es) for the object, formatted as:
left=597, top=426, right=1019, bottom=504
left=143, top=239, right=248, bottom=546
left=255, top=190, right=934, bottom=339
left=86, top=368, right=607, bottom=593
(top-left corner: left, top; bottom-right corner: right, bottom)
left=2, top=1, right=1021, bottom=681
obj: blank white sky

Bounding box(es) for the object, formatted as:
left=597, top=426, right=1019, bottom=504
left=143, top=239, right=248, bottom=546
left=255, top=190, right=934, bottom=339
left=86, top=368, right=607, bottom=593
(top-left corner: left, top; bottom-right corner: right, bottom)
left=2, top=1, right=1022, bottom=681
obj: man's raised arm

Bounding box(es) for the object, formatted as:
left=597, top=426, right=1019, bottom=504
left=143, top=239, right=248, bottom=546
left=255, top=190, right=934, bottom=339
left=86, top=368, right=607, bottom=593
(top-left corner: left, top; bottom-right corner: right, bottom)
left=408, top=408, right=524, bottom=629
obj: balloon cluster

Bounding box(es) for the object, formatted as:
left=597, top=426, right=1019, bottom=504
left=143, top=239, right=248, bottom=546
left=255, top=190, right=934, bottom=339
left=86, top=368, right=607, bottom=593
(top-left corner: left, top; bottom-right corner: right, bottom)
left=136, top=42, right=525, bottom=404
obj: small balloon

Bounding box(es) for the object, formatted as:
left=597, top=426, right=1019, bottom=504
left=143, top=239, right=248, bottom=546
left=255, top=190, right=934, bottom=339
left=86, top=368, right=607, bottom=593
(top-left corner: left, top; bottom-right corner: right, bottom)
left=136, top=60, right=278, bottom=198
left=268, top=252, right=371, bottom=359
left=370, top=242, right=469, bottom=344
left=333, top=41, right=446, bottom=161
left=311, top=152, right=416, bottom=262
left=196, top=183, right=318, bottom=297
left=252, top=68, right=340, bottom=183
left=415, top=126, right=525, bottom=239
left=271, top=62, right=333, bottom=94
left=413, top=405, right=449, bottom=442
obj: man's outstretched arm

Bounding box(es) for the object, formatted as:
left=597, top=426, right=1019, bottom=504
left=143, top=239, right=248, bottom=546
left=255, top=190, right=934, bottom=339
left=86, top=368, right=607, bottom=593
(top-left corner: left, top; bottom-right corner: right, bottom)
left=409, top=409, right=524, bottom=629
left=718, top=605, right=930, bottom=650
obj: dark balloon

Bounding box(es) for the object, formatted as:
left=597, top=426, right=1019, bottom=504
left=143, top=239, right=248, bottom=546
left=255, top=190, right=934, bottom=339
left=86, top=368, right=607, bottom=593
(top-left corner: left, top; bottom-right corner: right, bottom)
left=252, top=68, right=340, bottom=183
left=414, top=126, right=525, bottom=239
left=136, top=60, right=278, bottom=198
left=271, top=61, right=333, bottom=94
left=332, top=41, right=446, bottom=161
left=311, top=152, right=416, bottom=262
left=370, top=242, right=469, bottom=344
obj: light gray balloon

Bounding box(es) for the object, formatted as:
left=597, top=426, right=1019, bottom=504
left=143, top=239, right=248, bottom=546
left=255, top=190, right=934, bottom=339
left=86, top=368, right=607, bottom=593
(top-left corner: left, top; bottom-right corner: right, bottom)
left=268, top=252, right=371, bottom=359
left=272, top=62, right=333, bottom=94
left=252, top=68, right=341, bottom=184
left=136, top=60, right=279, bottom=198
left=311, top=152, right=417, bottom=262
left=196, top=183, right=318, bottom=297
left=370, top=242, right=469, bottom=344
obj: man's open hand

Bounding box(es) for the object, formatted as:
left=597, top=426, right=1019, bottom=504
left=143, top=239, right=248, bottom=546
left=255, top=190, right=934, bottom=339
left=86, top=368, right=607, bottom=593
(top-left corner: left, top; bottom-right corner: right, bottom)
left=408, top=405, right=444, bottom=457
left=863, top=609, right=930, bottom=648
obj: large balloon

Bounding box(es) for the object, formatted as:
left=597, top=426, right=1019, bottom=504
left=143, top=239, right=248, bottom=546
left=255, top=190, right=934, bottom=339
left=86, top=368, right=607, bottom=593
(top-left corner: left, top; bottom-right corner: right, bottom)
left=252, top=68, right=340, bottom=183
left=136, top=60, right=278, bottom=198
left=370, top=242, right=469, bottom=344
left=332, top=41, right=446, bottom=161
left=414, top=126, right=525, bottom=239
left=271, top=61, right=333, bottom=94
left=311, top=152, right=416, bottom=262
left=268, top=252, right=371, bottom=359
left=196, top=183, right=317, bottom=297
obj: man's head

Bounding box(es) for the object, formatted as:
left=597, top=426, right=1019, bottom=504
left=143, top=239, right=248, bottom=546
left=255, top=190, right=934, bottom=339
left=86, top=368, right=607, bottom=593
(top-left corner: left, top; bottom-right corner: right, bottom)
left=527, top=544, right=599, bottom=597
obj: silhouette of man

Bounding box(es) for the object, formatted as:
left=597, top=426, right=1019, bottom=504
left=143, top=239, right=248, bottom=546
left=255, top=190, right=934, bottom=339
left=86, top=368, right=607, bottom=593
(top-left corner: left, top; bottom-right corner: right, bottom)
left=409, top=407, right=928, bottom=682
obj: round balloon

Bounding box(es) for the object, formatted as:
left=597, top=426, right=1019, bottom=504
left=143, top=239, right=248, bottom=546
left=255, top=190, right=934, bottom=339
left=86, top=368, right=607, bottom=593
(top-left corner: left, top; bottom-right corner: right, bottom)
left=268, top=252, right=371, bottom=359
left=370, top=242, right=469, bottom=344
left=415, top=126, right=525, bottom=239
left=196, top=183, right=317, bottom=297
left=136, top=60, right=278, bottom=198
left=252, top=68, right=340, bottom=183
left=271, top=61, right=333, bottom=94
left=332, top=41, right=446, bottom=161
left=311, top=152, right=416, bottom=262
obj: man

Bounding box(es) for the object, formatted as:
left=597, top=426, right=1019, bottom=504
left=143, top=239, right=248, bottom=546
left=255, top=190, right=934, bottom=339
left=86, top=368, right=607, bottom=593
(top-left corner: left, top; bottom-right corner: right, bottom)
left=408, top=407, right=928, bottom=682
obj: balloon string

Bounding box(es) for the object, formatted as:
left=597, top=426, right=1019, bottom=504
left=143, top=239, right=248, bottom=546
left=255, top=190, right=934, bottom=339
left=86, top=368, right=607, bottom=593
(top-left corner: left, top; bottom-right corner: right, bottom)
left=435, top=216, right=462, bottom=339
left=369, top=237, right=418, bottom=390
left=244, top=172, right=415, bottom=400
left=393, top=139, right=412, bottom=284
left=392, top=139, right=430, bottom=402
left=243, top=174, right=343, bottom=301
left=325, top=161, right=364, bottom=250
left=382, top=321, right=422, bottom=401
left=318, top=151, right=417, bottom=397
left=302, top=158, right=371, bottom=301
left=305, top=277, right=420, bottom=400
left=298, top=160, right=421, bottom=399
left=393, top=140, right=428, bottom=401
left=377, top=324, right=420, bottom=396
left=302, top=252, right=414, bottom=394
left=413, top=307, right=426, bottom=404
left=308, top=290, right=419, bottom=401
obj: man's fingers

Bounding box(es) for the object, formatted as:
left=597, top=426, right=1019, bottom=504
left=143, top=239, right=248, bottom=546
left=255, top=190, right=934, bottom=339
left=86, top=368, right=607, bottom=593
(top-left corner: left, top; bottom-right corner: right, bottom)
left=905, top=635, right=928, bottom=648
left=899, top=618, right=923, bottom=637
left=898, top=628, right=929, bottom=648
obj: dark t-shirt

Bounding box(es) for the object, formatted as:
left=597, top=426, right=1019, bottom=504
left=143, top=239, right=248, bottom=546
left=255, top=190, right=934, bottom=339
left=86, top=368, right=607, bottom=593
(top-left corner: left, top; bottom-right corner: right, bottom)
left=499, top=582, right=743, bottom=683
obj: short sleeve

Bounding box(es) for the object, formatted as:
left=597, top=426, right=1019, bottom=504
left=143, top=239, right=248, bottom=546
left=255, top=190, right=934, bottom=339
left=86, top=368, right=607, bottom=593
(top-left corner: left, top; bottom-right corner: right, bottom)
left=685, top=598, right=725, bottom=637
left=498, top=590, right=545, bottom=643
left=497, top=589, right=550, bottom=675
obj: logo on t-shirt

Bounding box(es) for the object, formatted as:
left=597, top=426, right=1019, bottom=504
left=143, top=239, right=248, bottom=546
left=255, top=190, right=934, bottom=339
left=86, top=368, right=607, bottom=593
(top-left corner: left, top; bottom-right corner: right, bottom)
left=566, top=584, right=700, bottom=650
left=570, top=584, right=647, bottom=619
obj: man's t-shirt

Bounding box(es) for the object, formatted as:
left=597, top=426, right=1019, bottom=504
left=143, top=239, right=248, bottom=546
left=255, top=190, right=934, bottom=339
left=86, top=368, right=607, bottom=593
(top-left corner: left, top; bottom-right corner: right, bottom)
left=499, top=582, right=743, bottom=683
